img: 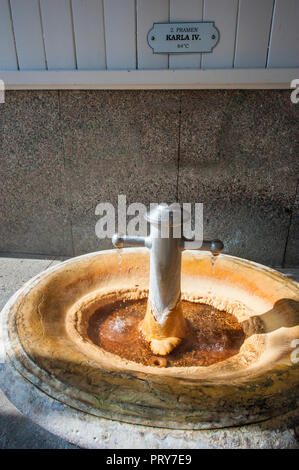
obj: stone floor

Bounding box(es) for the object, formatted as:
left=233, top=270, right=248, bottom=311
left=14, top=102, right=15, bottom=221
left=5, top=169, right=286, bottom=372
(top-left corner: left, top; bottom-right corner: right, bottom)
left=0, top=254, right=298, bottom=449
left=0, top=255, right=78, bottom=449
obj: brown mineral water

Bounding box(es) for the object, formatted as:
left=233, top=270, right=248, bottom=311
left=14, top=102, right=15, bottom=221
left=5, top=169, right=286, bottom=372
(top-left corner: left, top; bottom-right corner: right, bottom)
left=87, top=298, right=245, bottom=367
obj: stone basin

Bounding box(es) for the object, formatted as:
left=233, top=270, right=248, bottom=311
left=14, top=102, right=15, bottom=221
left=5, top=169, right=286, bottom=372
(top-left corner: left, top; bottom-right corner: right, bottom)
left=1, top=248, right=298, bottom=430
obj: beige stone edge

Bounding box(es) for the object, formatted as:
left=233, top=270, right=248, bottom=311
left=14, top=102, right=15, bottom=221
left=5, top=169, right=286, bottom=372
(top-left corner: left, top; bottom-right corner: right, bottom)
left=1, top=249, right=299, bottom=430
left=3, top=248, right=299, bottom=384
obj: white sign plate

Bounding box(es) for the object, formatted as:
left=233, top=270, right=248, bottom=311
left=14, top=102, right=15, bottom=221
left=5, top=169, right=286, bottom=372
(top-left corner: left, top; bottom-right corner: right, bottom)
left=147, top=22, right=219, bottom=54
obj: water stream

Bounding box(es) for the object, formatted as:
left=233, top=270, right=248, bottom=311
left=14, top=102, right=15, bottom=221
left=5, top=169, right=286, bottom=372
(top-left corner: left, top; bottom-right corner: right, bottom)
left=210, top=253, right=218, bottom=275
left=117, top=247, right=123, bottom=269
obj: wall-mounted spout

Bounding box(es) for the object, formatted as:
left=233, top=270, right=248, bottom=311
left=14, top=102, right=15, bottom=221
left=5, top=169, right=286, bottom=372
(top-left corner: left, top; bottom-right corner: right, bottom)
left=112, top=234, right=148, bottom=249
left=112, top=204, right=224, bottom=355
left=183, top=237, right=224, bottom=254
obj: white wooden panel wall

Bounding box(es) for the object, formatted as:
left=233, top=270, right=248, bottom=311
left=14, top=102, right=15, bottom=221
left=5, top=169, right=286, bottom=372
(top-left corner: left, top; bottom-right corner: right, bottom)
left=202, top=0, right=238, bottom=69
left=0, top=0, right=18, bottom=70
left=267, top=0, right=299, bottom=68
left=0, top=0, right=298, bottom=75
left=104, top=0, right=136, bottom=70
left=40, top=0, right=76, bottom=70
left=10, top=0, right=45, bottom=70
left=137, top=0, right=169, bottom=69
left=72, top=0, right=106, bottom=70
left=169, top=0, right=203, bottom=70
left=234, top=0, right=274, bottom=68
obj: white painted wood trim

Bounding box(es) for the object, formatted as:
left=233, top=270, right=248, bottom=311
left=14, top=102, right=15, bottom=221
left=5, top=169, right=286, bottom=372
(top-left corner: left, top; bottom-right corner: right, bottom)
left=1, top=69, right=298, bottom=89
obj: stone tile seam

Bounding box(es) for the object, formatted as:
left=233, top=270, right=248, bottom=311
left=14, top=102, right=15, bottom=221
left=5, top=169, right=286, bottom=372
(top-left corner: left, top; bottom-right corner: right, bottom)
left=58, top=90, right=75, bottom=258
left=283, top=178, right=299, bottom=267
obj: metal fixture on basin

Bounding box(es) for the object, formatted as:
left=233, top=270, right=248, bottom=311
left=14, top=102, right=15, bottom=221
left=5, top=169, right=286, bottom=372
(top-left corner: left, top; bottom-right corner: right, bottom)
left=112, top=204, right=224, bottom=355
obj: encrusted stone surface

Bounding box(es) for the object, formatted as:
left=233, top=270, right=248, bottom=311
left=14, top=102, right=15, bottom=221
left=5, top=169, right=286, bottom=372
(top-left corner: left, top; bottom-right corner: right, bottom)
left=2, top=251, right=299, bottom=432
left=0, top=256, right=298, bottom=448
left=0, top=362, right=298, bottom=449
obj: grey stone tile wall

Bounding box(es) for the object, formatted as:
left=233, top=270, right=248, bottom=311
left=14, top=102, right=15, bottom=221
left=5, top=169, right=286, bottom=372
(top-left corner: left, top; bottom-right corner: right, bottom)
left=60, top=90, right=180, bottom=255
left=0, top=91, right=73, bottom=256
left=178, top=90, right=298, bottom=266
left=0, top=90, right=298, bottom=265
left=285, top=183, right=299, bottom=267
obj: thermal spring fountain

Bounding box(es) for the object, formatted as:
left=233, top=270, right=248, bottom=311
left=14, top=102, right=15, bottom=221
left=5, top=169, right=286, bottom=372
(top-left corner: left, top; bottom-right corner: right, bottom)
left=0, top=204, right=298, bottom=448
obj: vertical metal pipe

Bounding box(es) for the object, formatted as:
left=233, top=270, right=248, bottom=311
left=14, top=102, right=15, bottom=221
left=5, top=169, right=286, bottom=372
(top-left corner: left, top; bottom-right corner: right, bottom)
left=148, top=222, right=182, bottom=325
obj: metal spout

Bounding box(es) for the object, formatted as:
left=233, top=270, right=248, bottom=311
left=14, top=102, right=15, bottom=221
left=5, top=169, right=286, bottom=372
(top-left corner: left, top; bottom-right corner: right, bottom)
left=183, top=238, right=224, bottom=254
left=112, top=204, right=224, bottom=354
left=112, top=234, right=148, bottom=249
